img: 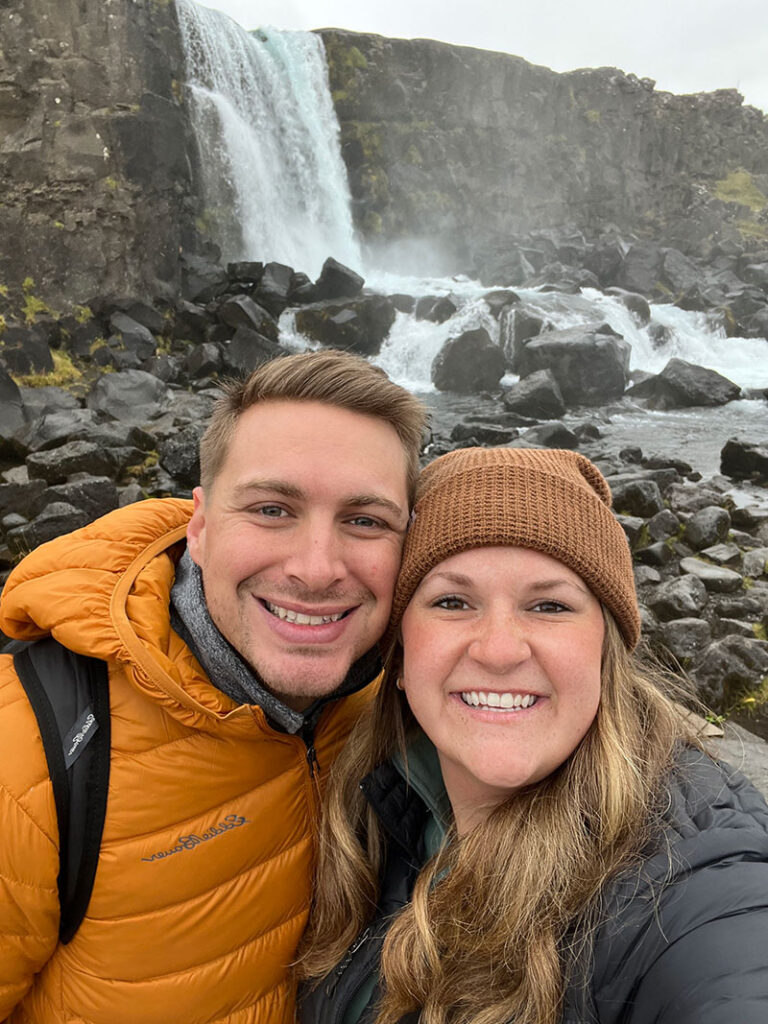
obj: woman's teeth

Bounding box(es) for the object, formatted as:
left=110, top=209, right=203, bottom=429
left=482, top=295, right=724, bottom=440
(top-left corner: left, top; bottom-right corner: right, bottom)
left=264, top=601, right=345, bottom=625
left=460, top=691, right=538, bottom=710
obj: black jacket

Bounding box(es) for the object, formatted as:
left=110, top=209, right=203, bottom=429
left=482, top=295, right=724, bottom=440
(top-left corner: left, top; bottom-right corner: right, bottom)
left=300, top=746, right=768, bottom=1024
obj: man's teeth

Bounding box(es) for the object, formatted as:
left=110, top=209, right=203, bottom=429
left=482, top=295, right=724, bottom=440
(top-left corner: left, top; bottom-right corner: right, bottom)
left=265, top=601, right=345, bottom=625
left=460, top=691, right=537, bottom=710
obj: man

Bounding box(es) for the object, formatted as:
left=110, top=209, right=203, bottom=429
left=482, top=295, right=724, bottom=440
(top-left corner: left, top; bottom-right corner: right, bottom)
left=0, top=350, right=426, bottom=1024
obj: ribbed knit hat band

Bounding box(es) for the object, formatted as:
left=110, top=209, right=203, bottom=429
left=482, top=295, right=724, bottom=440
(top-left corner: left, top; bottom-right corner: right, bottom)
left=389, top=447, right=641, bottom=649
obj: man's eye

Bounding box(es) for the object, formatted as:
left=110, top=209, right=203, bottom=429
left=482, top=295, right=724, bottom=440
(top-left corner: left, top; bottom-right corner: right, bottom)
left=256, top=505, right=288, bottom=518
left=348, top=515, right=383, bottom=529
left=433, top=595, right=469, bottom=610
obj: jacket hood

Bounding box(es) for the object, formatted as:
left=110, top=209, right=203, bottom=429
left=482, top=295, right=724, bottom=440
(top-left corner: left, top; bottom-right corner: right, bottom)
left=0, top=499, right=239, bottom=726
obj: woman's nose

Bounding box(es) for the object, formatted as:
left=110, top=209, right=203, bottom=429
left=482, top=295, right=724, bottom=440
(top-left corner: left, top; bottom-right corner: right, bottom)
left=467, top=609, right=532, bottom=672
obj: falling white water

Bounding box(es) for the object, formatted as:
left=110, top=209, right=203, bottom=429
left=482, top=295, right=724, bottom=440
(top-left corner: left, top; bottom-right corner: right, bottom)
left=176, top=0, right=361, bottom=278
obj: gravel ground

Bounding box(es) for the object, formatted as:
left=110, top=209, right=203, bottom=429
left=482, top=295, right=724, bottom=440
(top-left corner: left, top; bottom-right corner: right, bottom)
left=711, top=723, right=768, bottom=798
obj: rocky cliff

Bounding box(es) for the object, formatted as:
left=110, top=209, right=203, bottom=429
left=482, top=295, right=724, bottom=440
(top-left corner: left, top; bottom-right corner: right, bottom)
left=320, top=29, right=768, bottom=271
left=0, top=0, right=197, bottom=308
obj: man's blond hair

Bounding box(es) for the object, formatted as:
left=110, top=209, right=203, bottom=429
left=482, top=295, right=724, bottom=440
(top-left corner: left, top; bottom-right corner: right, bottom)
left=199, top=350, right=427, bottom=503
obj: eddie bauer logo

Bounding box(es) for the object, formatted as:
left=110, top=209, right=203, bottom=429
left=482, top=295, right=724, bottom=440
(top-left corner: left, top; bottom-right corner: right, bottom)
left=141, top=814, right=250, bottom=863
left=67, top=713, right=95, bottom=760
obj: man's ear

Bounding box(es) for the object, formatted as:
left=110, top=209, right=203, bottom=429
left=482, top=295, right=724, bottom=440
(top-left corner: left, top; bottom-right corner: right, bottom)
left=186, top=486, right=206, bottom=566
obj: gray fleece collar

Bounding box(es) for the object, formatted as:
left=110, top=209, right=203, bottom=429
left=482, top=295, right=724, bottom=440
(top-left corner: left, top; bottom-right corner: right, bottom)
left=170, top=549, right=381, bottom=734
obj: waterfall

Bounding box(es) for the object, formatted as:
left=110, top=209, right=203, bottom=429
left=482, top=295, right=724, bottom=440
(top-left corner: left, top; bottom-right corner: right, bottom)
left=176, top=0, right=361, bottom=278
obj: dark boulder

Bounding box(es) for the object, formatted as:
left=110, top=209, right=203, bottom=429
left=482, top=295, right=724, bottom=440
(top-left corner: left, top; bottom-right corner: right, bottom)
left=0, top=367, right=26, bottom=458
left=109, top=313, right=158, bottom=361
left=183, top=342, right=223, bottom=380
left=690, top=636, right=768, bottom=710
left=519, top=422, right=579, bottom=449
left=181, top=254, right=229, bottom=304
left=645, top=575, right=708, bottom=621
left=431, top=328, right=506, bottom=393
left=502, top=369, right=565, bottom=419
left=721, top=438, right=768, bottom=483
left=500, top=306, right=544, bottom=370
left=294, top=296, right=397, bottom=356
left=6, top=502, right=91, bottom=556
left=604, top=287, right=651, bottom=325
left=86, top=370, right=169, bottom=424
left=517, top=325, right=630, bottom=406
left=254, top=262, right=294, bottom=317
left=616, top=242, right=664, bottom=296
left=313, top=257, right=365, bottom=300
left=1, top=324, right=54, bottom=375
left=609, top=477, right=665, bottom=518
left=158, top=424, right=204, bottom=489
left=26, top=441, right=121, bottom=485
left=415, top=295, right=459, bottom=323
left=684, top=505, right=731, bottom=550
left=220, top=327, right=287, bottom=377
left=217, top=295, right=278, bottom=341
left=28, top=477, right=119, bottom=522
left=627, top=358, right=741, bottom=409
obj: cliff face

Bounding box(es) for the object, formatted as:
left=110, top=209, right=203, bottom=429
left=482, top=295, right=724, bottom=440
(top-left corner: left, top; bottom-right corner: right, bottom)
left=320, top=29, right=768, bottom=269
left=0, top=0, right=197, bottom=306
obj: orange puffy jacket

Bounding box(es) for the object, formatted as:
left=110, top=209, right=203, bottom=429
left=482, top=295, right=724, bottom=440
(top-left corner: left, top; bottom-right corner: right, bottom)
left=0, top=498, right=375, bottom=1024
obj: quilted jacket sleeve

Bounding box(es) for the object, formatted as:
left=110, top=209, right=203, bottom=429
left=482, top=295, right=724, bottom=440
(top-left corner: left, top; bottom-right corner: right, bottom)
left=592, top=753, right=768, bottom=1024
left=626, top=895, right=768, bottom=1023
left=0, top=654, right=61, bottom=1017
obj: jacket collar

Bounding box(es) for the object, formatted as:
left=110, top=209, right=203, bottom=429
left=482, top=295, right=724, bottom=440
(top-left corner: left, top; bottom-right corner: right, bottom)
left=360, top=731, right=451, bottom=856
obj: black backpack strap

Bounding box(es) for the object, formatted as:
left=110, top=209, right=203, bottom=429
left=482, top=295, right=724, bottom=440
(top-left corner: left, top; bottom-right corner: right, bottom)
left=10, top=638, right=111, bottom=944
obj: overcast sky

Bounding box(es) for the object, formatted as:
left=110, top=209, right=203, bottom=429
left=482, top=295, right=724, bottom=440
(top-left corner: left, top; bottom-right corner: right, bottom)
left=197, top=0, right=768, bottom=113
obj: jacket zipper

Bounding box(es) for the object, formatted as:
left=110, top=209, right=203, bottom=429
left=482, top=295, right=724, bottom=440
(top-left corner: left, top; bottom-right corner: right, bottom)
left=324, top=925, right=373, bottom=998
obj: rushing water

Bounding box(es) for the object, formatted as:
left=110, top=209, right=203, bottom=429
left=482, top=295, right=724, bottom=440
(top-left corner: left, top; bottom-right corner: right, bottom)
left=176, top=0, right=360, bottom=277
left=178, top=0, right=768, bottom=493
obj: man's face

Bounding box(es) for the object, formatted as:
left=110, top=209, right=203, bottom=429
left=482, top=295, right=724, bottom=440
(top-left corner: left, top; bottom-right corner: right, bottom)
left=187, top=400, right=410, bottom=710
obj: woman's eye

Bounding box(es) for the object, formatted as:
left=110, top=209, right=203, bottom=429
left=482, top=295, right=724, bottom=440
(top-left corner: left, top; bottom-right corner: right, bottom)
left=532, top=600, right=569, bottom=613
left=434, top=595, right=469, bottom=610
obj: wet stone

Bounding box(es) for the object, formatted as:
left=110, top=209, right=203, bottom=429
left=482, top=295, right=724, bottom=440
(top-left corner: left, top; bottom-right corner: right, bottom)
left=679, top=557, right=743, bottom=593
left=700, top=543, right=742, bottom=567
left=646, top=574, right=708, bottom=621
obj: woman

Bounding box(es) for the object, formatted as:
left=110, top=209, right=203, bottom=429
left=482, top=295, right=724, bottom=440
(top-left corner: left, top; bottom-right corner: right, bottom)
left=298, top=446, right=768, bottom=1024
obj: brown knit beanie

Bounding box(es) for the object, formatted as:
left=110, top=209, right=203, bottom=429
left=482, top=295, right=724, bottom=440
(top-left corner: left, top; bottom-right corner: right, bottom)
left=388, top=447, right=641, bottom=649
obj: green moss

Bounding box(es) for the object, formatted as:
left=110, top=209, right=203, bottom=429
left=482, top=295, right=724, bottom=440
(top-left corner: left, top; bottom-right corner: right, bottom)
left=713, top=169, right=767, bottom=211
left=0, top=314, right=6, bottom=337
left=736, top=219, right=768, bottom=241
left=21, top=287, right=56, bottom=325
left=11, top=349, right=83, bottom=388
left=584, top=109, right=601, bottom=124
left=346, top=46, right=368, bottom=70
left=0, top=284, right=9, bottom=299
left=753, top=623, right=768, bottom=642
left=73, top=304, right=92, bottom=324
left=89, top=337, right=107, bottom=355
left=103, top=176, right=120, bottom=191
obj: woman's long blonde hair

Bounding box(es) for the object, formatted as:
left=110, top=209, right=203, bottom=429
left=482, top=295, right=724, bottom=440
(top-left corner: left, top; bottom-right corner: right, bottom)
left=298, top=615, right=700, bottom=1024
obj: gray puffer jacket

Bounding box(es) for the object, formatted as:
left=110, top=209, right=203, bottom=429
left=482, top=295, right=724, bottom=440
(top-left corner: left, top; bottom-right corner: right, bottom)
left=300, top=743, right=768, bottom=1024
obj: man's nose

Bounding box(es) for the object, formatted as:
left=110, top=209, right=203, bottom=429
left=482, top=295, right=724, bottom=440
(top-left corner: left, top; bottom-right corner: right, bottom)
left=467, top=608, right=531, bottom=673
left=282, top=522, right=347, bottom=591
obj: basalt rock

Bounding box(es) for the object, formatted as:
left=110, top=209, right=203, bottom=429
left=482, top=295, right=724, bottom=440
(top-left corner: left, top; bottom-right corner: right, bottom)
left=294, top=295, right=397, bottom=355
left=721, top=438, right=768, bottom=483
left=516, top=325, right=630, bottom=407
left=627, top=358, right=741, bottom=410
left=431, top=328, right=506, bottom=394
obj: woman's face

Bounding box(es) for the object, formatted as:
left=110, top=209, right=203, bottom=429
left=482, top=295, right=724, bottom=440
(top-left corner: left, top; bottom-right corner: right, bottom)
left=400, top=546, right=605, bottom=833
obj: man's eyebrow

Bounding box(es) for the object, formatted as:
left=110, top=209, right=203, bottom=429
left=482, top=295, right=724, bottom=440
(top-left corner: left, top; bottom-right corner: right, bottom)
left=346, top=493, right=408, bottom=522
left=233, top=480, right=305, bottom=500
left=232, top=482, right=407, bottom=521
